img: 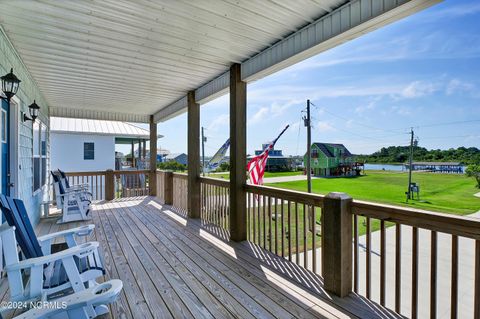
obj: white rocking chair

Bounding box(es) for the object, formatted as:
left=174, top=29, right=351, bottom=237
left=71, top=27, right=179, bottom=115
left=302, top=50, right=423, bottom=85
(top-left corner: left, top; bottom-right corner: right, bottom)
left=0, top=195, right=110, bottom=318
left=52, top=173, right=91, bottom=224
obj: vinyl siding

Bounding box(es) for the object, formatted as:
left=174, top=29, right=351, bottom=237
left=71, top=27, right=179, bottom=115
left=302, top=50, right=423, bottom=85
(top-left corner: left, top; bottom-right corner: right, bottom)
left=0, top=27, right=50, bottom=226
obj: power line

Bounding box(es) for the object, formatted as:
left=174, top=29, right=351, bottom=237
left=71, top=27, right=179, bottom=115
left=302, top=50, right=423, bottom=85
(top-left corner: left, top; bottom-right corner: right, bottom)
left=314, top=104, right=407, bottom=134
left=398, top=119, right=480, bottom=131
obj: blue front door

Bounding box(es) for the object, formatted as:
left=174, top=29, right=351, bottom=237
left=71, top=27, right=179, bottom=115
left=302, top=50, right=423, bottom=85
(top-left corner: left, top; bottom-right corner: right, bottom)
left=1, top=99, right=10, bottom=196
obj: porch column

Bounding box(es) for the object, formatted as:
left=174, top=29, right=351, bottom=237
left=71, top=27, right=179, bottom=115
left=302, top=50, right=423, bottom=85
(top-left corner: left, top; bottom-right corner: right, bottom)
left=149, top=115, right=157, bottom=196
left=143, top=140, right=147, bottom=159
left=131, top=141, right=135, bottom=167
left=322, top=192, right=353, bottom=297
left=187, top=90, right=201, bottom=218
left=229, top=63, right=247, bottom=242
left=138, top=140, right=142, bottom=164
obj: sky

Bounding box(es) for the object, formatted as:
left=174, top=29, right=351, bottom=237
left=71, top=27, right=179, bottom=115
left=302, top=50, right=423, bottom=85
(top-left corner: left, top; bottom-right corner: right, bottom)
left=130, top=0, right=480, bottom=157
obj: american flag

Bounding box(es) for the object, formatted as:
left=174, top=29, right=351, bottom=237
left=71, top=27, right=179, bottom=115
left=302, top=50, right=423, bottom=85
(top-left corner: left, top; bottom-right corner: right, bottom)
left=247, top=125, right=289, bottom=185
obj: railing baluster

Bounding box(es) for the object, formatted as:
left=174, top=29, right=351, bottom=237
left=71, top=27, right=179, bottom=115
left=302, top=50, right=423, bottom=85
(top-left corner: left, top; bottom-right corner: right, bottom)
left=263, top=195, right=267, bottom=250
left=252, top=192, right=256, bottom=243
left=215, top=184, right=219, bottom=226
left=248, top=191, right=251, bottom=241
left=288, top=200, right=292, bottom=262
left=295, top=202, right=299, bottom=265
left=312, top=205, right=316, bottom=274
left=281, top=199, right=284, bottom=258
left=395, top=223, right=402, bottom=314
left=475, top=240, right=480, bottom=319
left=366, top=217, right=371, bottom=299
left=274, top=197, right=278, bottom=255
left=353, top=214, right=358, bottom=293
left=380, top=219, right=386, bottom=306
left=431, top=231, right=437, bottom=319
left=303, top=203, right=307, bottom=269
left=268, top=196, right=272, bottom=252
left=257, top=194, right=261, bottom=245
left=451, top=235, right=458, bottom=319
left=412, top=226, right=418, bottom=319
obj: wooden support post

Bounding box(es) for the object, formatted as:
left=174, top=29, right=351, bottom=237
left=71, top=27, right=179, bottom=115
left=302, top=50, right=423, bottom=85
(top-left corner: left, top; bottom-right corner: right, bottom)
left=163, top=171, right=173, bottom=205
left=322, top=192, right=353, bottom=297
left=138, top=140, right=142, bottom=165
left=131, top=141, right=135, bottom=167
left=149, top=115, right=157, bottom=196
left=105, top=169, right=115, bottom=201
left=187, top=91, right=201, bottom=218
left=143, top=140, right=147, bottom=159
left=229, top=63, right=247, bottom=242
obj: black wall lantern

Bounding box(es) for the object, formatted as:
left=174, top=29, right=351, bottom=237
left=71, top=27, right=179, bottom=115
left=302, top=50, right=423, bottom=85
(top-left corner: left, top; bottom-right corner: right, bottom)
left=0, top=68, right=21, bottom=102
left=23, top=100, right=40, bottom=122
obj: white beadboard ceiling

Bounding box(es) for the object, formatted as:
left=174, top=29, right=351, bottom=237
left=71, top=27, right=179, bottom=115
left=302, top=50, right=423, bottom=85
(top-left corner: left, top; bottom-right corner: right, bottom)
left=0, top=0, right=439, bottom=122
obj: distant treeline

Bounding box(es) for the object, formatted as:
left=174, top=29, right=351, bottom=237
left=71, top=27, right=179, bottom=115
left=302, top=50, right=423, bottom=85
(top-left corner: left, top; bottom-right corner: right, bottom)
left=356, top=146, right=480, bottom=165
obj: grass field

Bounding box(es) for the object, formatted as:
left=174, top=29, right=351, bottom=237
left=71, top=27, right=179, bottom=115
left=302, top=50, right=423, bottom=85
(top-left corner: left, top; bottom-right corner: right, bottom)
left=267, top=170, right=480, bottom=215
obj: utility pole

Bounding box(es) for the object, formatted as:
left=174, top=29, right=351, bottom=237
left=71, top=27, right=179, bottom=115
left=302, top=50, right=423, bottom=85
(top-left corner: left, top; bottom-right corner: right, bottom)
left=304, top=99, right=312, bottom=193
left=201, top=126, right=206, bottom=176
left=407, top=128, right=414, bottom=200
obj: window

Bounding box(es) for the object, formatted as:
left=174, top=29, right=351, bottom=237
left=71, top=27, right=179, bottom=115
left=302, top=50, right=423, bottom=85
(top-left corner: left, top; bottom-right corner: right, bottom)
left=33, top=121, right=47, bottom=192
left=84, top=142, right=94, bottom=160
left=311, top=149, right=319, bottom=159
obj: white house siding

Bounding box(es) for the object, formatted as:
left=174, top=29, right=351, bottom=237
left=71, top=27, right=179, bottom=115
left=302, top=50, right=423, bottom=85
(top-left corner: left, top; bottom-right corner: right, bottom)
left=0, top=28, right=50, bottom=226
left=51, top=133, right=115, bottom=172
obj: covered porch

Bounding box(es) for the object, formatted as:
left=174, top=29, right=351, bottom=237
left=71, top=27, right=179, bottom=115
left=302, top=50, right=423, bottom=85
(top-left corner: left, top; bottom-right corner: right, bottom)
left=2, top=0, right=479, bottom=318
left=23, top=197, right=393, bottom=319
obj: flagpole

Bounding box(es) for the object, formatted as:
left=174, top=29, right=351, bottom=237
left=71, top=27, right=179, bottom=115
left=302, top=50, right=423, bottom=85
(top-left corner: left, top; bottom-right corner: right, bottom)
left=247, top=125, right=290, bottom=176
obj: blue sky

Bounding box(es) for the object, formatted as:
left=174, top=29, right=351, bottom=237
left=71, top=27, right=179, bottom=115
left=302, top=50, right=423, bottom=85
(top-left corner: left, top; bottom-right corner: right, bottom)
left=146, top=0, right=480, bottom=156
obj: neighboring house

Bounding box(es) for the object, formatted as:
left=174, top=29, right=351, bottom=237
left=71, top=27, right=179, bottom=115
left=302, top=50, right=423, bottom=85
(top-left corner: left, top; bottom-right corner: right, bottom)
left=165, top=153, right=188, bottom=166
left=248, top=144, right=292, bottom=172
left=50, top=117, right=161, bottom=172
left=0, top=29, right=51, bottom=226
left=304, top=143, right=355, bottom=177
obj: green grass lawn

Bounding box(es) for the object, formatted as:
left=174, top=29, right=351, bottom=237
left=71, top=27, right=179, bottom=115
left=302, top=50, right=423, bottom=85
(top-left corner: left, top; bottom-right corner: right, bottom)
left=267, top=170, right=480, bottom=215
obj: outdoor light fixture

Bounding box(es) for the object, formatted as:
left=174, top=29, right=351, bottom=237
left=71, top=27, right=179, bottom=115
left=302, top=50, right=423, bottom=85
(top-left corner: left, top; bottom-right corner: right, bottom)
left=23, top=100, right=40, bottom=122
left=0, top=68, right=21, bottom=101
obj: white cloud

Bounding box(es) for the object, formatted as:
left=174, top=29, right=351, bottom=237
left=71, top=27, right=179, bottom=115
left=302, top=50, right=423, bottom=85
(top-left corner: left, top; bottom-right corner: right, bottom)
left=355, top=98, right=379, bottom=114
left=316, top=121, right=336, bottom=132
left=207, top=114, right=229, bottom=131
left=249, top=107, right=269, bottom=124
left=446, top=79, right=474, bottom=95
left=390, top=105, right=412, bottom=116
left=401, top=81, right=437, bottom=98
left=248, top=99, right=303, bottom=124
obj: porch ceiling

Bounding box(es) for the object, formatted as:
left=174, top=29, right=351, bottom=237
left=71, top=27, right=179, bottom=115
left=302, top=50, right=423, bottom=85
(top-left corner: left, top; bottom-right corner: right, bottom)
left=0, top=0, right=439, bottom=123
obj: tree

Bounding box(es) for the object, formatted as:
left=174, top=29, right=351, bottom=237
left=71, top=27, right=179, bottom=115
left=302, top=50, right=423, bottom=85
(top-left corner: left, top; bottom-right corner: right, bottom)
left=215, top=161, right=230, bottom=172
left=465, top=164, right=480, bottom=188
left=157, top=161, right=186, bottom=172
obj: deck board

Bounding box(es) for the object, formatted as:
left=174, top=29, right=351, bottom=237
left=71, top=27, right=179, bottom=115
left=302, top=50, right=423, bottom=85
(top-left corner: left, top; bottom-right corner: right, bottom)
left=0, top=196, right=401, bottom=318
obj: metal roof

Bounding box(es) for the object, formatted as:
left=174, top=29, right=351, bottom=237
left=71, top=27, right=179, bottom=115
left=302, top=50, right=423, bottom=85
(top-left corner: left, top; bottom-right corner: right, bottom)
left=0, top=0, right=440, bottom=123
left=50, top=116, right=160, bottom=139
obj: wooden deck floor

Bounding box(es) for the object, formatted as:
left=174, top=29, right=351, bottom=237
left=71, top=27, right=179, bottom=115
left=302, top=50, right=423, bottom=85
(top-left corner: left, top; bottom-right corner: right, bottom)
left=5, top=197, right=400, bottom=318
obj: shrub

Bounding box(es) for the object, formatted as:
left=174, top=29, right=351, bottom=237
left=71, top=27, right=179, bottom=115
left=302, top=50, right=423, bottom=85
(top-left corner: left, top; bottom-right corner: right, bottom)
left=465, top=164, right=480, bottom=188
left=157, top=161, right=186, bottom=172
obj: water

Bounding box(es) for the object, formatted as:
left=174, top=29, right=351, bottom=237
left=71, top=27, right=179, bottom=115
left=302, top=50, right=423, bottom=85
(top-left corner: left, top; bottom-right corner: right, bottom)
left=364, top=163, right=404, bottom=171
left=364, top=163, right=465, bottom=173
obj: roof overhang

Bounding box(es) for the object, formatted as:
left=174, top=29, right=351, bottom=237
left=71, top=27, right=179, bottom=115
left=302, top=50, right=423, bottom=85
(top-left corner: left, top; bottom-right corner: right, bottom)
left=0, top=0, right=441, bottom=123
left=155, top=0, right=440, bottom=122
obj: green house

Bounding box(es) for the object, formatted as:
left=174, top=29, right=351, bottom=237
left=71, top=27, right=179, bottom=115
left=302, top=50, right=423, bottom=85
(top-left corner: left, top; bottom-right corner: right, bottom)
left=303, top=143, right=354, bottom=176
